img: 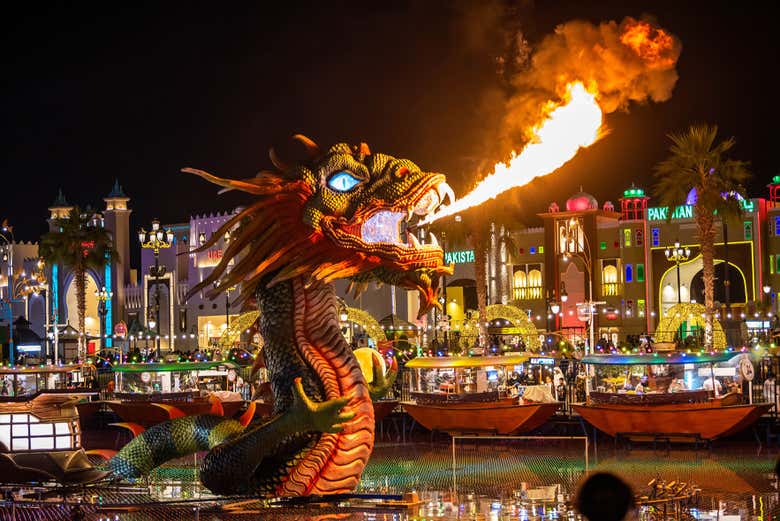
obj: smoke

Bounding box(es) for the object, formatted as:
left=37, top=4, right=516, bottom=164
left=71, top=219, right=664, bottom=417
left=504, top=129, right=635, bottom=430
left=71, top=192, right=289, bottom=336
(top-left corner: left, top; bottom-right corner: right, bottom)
left=502, top=16, right=682, bottom=148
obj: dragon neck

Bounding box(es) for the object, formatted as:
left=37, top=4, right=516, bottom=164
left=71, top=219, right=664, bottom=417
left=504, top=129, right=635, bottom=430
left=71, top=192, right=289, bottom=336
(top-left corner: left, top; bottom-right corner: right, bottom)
left=257, top=275, right=375, bottom=495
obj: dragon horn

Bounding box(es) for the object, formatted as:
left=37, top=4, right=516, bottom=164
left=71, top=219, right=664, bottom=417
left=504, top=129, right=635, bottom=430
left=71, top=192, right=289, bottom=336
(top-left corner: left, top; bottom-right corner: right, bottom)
left=292, top=134, right=321, bottom=157
left=269, top=147, right=290, bottom=171
left=357, top=142, right=371, bottom=161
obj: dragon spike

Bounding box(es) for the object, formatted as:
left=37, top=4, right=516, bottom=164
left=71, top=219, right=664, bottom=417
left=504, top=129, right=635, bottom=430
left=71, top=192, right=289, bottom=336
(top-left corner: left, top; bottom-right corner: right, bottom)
left=209, top=395, right=225, bottom=417
left=152, top=403, right=187, bottom=419
left=269, top=147, right=290, bottom=171
left=110, top=422, right=146, bottom=438
left=239, top=401, right=257, bottom=427
left=292, top=134, right=321, bottom=158
left=85, top=448, right=118, bottom=461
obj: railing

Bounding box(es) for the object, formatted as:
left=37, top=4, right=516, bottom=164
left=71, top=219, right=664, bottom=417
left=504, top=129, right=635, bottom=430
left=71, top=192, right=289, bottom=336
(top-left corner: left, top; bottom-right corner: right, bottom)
left=512, top=286, right=543, bottom=301
left=601, top=282, right=622, bottom=297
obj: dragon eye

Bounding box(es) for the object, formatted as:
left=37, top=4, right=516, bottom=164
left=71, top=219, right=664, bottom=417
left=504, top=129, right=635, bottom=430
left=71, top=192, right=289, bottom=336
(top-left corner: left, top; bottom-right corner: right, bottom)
left=327, top=171, right=362, bottom=192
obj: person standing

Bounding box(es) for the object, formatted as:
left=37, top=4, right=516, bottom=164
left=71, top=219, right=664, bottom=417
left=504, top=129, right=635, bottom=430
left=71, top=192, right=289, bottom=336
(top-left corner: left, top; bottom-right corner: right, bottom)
left=764, top=373, right=777, bottom=408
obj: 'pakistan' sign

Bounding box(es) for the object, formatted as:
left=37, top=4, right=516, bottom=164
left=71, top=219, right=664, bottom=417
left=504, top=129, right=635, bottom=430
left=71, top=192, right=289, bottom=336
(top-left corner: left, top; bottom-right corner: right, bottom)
left=444, top=250, right=475, bottom=264
left=648, top=205, right=693, bottom=221
left=648, top=199, right=754, bottom=221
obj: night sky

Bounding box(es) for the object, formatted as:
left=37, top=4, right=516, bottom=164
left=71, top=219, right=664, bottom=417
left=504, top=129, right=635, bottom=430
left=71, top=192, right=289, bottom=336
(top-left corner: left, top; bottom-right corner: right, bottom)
left=2, top=0, right=775, bottom=248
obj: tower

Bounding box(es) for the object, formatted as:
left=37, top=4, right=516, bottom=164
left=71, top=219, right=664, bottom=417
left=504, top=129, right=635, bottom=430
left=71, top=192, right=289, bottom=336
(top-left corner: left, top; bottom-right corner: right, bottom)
left=103, top=180, right=132, bottom=334
left=47, top=189, right=73, bottom=230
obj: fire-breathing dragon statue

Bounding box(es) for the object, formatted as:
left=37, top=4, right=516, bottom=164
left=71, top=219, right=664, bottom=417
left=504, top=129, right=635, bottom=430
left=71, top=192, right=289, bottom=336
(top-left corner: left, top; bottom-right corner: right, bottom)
left=108, top=136, right=454, bottom=496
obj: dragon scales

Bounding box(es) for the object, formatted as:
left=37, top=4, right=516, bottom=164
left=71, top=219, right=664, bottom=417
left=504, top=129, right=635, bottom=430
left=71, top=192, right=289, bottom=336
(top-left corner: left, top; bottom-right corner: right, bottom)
left=108, top=137, right=454, bottom=496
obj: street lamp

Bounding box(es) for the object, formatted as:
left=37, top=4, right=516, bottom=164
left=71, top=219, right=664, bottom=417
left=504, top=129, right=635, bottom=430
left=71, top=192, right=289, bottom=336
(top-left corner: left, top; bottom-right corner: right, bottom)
left=138, top=218, right=174, bottom=358
left=95, top=285, right=113, bottom=347
left=664, top=241, right=691, bottom=305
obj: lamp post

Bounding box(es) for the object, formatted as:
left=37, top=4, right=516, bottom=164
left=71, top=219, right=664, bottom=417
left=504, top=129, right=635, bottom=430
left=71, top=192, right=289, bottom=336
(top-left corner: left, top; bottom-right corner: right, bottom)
left=664, top=241, right=691, bottom=305
left=96, top=285, right=113, bottom=348
left=138, top=219, right=174, bottom=359
left=1, top=224, right=16, bottom=362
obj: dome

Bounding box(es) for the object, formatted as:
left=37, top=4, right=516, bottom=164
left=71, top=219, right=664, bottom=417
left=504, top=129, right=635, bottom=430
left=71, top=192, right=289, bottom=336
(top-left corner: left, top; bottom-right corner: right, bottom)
left=566, top=191, right=598, bottom=211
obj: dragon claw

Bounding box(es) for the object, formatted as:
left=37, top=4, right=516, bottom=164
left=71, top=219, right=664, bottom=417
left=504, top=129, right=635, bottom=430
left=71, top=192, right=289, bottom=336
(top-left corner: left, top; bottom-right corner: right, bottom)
left=291, top=377, right=354, bottom=434
left=368, top=355, right=398, bottom=401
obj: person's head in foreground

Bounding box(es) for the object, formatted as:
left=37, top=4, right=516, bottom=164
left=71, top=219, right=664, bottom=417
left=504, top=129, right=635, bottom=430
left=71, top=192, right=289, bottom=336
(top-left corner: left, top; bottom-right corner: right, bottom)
left=576, top=472, right=635, bottom=521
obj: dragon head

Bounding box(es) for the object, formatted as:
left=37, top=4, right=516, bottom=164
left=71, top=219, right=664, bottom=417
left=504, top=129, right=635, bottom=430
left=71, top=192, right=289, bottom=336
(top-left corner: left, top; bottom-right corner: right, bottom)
left=185, top=136, right=454, bottom=317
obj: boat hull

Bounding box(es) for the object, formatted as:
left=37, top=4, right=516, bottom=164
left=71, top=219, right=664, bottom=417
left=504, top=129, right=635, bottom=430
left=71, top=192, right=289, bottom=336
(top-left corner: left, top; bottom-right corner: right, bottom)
left=572, top=402, right=773, bottom=440
left=107, top=399, right=245, bottom=428
left=373, top=399, right=399, bottom=423
left=402, top=401, right=559, bottom=435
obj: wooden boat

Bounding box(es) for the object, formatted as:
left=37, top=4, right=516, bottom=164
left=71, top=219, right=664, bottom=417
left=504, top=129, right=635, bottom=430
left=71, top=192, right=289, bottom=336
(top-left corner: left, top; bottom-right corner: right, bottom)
left=373, top=399, right=399, bottom=423
left=106, top=361, right=248, bottom=428
left=0, top=364, right=109, bottom=484
left=402, top=355, right=560, bottom=435
left=572, top=352, right=772, bottom=441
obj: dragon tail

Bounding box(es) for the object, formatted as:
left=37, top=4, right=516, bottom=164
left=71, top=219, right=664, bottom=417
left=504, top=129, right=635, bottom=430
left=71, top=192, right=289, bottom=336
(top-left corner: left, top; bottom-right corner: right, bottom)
left=108, top=415, right=245, bottom=479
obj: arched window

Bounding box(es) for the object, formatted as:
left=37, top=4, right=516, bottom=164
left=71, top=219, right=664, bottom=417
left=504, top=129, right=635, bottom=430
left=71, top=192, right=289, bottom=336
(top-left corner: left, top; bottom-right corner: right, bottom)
left=527, top=269, right=542, bottom=299
left=602, top=264, right=619, bottom=296
left=625, top=264, right=633, bottom=283
left=514, top=270, right=527, bottom=289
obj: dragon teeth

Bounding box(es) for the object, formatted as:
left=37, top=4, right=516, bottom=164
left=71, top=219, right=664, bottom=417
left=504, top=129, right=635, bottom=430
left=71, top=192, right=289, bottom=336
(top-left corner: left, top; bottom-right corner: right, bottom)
left=407, top=233, right=421, bottom=248
left=428, top=232, right=439, bottom=248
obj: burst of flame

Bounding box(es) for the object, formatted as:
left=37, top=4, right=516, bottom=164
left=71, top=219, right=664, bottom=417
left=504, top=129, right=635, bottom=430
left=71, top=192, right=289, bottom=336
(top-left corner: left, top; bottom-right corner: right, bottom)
left=424, top=82, right=602, bottom=224
left=620, top=19, right=675, bottom=68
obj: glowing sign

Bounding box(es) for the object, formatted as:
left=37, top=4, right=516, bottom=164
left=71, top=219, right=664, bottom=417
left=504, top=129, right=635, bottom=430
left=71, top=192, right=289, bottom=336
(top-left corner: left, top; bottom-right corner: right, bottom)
left=444, top=250, right=475, bottom=264
left=647, top=205, right=693, bottom=221
left=530, top=357, right=555, bottom=365
left=648, top=200, right=755, bottom=221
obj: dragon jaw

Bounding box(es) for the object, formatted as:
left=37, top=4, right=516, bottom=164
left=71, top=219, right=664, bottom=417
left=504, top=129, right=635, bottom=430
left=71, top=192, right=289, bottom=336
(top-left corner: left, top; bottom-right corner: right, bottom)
left=319, top=176, right=455, bottom=318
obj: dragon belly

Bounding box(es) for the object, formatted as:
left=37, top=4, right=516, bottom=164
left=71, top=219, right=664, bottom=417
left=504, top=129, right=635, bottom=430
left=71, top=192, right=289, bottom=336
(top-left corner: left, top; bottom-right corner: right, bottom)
left=279, top=278, right=375, bottom=496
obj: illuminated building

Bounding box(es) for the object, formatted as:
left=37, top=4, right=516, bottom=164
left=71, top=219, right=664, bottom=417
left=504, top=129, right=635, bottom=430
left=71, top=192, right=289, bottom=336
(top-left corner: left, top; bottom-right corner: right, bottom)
left=129, top=210, right=241, bottom=352
left=338, top=179, right=778, bottom=349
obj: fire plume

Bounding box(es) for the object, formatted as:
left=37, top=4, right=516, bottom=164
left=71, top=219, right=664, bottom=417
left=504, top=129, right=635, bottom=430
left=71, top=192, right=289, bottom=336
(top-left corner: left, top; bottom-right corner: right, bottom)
left=620, top=18, right=676, bottom=68
left=423, top=82, right=602, bottom=224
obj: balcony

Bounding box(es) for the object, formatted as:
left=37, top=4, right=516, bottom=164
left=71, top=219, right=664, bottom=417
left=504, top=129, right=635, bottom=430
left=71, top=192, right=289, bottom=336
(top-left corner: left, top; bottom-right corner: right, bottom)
left=601, top=282, right=623, bottom=297
left=513, top=286, right=543, bottom=301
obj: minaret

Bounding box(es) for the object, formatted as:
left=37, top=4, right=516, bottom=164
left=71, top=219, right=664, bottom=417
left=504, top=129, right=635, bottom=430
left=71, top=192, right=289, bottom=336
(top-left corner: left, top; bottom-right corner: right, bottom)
left=103, top=180, right=132, bottom=329
left=47, top=189, right=74, bottom=230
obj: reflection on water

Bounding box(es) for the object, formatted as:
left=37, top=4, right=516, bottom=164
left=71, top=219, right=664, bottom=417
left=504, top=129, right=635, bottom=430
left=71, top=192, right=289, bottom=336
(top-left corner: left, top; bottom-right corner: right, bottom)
left=1, top=440, right=778, bottom=520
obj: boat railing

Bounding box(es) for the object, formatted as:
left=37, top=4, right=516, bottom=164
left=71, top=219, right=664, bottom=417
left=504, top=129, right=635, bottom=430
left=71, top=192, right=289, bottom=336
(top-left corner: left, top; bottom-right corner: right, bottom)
left=411, top=390, right=502, bottom=405
left=588, top=390, right=711, bottom=406
left=113, top=391, right=202, bottom=402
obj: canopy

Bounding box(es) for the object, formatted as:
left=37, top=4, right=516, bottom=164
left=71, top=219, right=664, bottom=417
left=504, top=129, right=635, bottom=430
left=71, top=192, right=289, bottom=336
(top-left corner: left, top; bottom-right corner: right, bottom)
left=405, top=354, right=529, bottom=369
left=581, top=352, right=734, bottom=366
left=113, top=361, right=240, bottom=373
left=379, top=313, right=417, bottom=331
left=0, top=363, right=94, bottom=375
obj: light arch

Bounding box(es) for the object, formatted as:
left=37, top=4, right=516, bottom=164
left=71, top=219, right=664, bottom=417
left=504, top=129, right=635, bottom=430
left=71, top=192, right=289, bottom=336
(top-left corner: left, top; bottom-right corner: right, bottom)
left=460, top=304, right=541, bottom=351
left=345, top=307, right=385, bottom=345
left=654, top=302, right=727, bottom=350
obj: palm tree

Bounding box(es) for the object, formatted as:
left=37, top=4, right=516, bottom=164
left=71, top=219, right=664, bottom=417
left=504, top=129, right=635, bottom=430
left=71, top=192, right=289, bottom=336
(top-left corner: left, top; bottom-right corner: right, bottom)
left=653, top=124, right=751, bottom=351
left=39, top=207, right=116, bottom=358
